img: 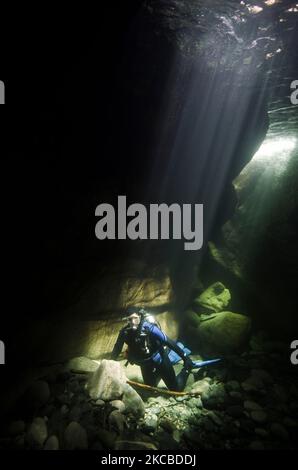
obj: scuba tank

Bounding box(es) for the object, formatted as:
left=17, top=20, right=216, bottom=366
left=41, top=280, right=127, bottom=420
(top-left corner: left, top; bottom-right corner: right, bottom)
left=134, top=308, right=161, bottom=356
left=138, top=308, right=161, bottom=329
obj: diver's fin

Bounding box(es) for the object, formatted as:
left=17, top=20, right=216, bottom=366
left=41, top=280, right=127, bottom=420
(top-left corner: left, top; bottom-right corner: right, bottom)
left=191, top=358, right=221, bottom=368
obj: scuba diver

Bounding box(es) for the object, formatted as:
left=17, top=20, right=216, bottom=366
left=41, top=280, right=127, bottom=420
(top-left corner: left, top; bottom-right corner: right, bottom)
left=111, top=306, right=195, bottom=392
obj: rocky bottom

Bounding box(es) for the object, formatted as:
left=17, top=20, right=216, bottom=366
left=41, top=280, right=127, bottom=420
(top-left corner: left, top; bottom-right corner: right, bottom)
left=1, top=335, right=297, bottom=451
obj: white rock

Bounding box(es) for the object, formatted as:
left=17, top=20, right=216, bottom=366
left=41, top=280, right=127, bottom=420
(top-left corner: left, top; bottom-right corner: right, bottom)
left=87, top=360, right=127, bottom=400
left=190, top=379, right=211, bottom=395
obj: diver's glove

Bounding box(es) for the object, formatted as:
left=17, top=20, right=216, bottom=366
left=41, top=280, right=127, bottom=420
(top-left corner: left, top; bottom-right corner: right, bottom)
left=183, top=356, right=194, bottom=371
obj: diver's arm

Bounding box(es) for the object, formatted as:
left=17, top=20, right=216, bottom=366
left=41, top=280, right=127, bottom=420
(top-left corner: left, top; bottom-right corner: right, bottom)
left=147, top=323, right=193, bottom=368
left=164, top=336, right=187, bottom=359
left=165, top=336, right=193, bottom=369
left=111, top=329, right=125, bottom=360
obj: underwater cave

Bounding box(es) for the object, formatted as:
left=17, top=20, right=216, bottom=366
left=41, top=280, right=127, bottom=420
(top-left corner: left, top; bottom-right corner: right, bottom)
left=0, top=0, right=298, bottom=452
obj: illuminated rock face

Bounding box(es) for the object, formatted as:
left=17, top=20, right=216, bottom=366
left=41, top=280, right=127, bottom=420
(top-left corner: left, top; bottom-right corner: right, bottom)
left=14, top=261, right=178, bottom=363
left=17, top=311, right=178, bottom=364
left=66, top=268, right=174, bottom=317
left=40, top=310, right=179, bottom=361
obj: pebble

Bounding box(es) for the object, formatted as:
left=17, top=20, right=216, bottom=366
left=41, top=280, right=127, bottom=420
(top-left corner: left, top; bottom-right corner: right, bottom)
left=96, top=429, right=118, bottom=449
left=108, top=410, right=126, bottom=434
left=160, top=418, right=176, bottom=434
left=255, top=428, right=268, bottom=438
left=244, top=400, right=262, bottom=412
left=26, top=417, right=48, bottom=448
left=229, top=391, right=243, bottom=402
left=250, top=440, right=265, bottom=450
left=142, top=414, right=158, bottom=432
left=270, top=423, right=289, bottom=441
left=60, top=404, right=68, bottom=415
left=69, top=405, right=82, bottom=422
left=176, top=396, right=188, bottom=402
left=110, top=400, right=126, bottom=413
left=95, top=399, right=105, bottom=407
left=148, top=406, right=161, bottom=414
left=187, top=398, right=200, bottom=409
left=241, top=377, right=262, bottom=392
left=44, top=435, right=59, bottom=450
left=226, top=380, right=240, bottom=391
left=64, top=422, right=88, bottom=450
left=207, top=411, right=223, bottom=426
left=251, top=369, right=273, bottom=384
left=251, top=411, right=267, bottom=424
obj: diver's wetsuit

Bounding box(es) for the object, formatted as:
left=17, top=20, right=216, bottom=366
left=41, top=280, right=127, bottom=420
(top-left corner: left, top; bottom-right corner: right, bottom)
left=111, top=321, right=191, bottom=392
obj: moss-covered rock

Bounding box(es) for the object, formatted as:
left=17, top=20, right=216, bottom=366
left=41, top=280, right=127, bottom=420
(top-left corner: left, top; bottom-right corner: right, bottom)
left=183, top=309, right=201, bottom=328
left=193, top=282, right=231, bottom=313
left=192, top=311, right=251, bottom=355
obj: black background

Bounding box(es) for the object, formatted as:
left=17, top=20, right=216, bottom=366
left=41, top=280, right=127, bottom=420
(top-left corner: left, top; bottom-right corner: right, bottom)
left=0, top=2, right=144, bottom=324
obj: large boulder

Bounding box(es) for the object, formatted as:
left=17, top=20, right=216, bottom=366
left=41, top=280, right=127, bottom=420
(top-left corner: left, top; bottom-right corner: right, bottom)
left=88, top=360, right=127, bottom=401
left=122, top=383, right=145, bottom=418
left=193, top=282, right=231, bottom=313
left=191, top=311, right=251, bottom=355
left=87, top=360, right=145, bottom=418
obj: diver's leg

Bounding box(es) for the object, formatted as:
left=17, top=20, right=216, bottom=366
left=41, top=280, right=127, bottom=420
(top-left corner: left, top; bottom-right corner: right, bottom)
left=175, top=366, right=191, bottom=392
left=158, top=354, right=190, bottom=392
left=157, top=354, right=179, bottom=391
left=141, top=363, right=160, bottom=387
